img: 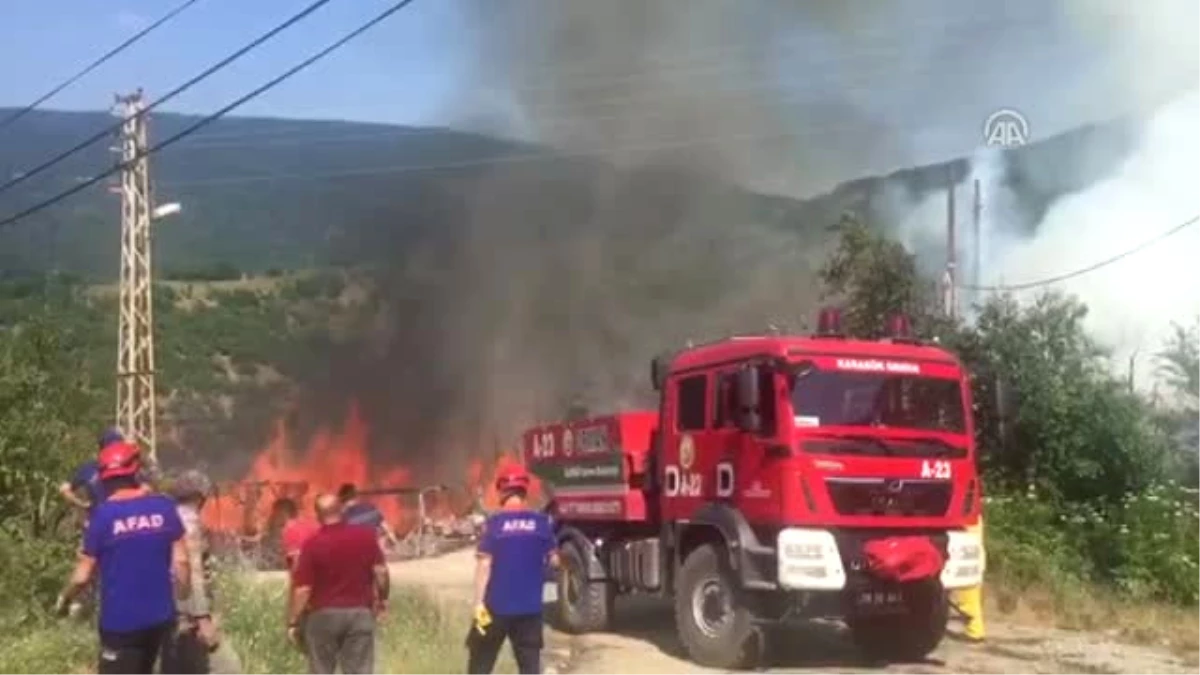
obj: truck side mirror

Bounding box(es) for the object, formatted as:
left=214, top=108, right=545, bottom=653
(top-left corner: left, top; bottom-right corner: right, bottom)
left=735, top=366, right=762, bottom=433
left=650, top=354, right=670, bottom=391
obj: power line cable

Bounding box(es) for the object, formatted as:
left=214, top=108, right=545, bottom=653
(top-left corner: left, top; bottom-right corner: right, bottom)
left=960, top=215, right=1199, bottom=292
left=0, top=0, right=420, bottom=231
left=0, top=0, right=205, bottom=134
left=0, top=0, right=338, bottom=199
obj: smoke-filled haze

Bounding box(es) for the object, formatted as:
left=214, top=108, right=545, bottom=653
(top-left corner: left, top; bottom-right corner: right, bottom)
left=298, top=0, right=1198, bottom=478
left=892, top=0, right=1200, bottom=384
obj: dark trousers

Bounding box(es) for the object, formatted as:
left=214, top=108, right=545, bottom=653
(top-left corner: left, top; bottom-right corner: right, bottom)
left=466, top=613, right=544, bottom=675
left=303, top=607, right=376, bottom=674
left=98, top=620, right=173, bottom=674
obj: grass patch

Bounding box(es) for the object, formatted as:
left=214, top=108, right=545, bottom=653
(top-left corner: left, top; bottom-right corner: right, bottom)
left=986, top=572, right=1200, bottom=653
left=0, top=619, right=94, bottom=674
left=0, top=569, right=505, bottom=674
left=219, top=569, right=510, bottom=673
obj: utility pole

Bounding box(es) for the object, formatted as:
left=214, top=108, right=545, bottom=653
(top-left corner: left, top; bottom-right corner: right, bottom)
left=972, top=178, right=982, bottom=309
left=113, top=90, right=158, bottom=466
left=944, top=169, right=958, bottom=319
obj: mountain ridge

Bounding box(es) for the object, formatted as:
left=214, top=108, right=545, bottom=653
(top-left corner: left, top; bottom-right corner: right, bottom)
left=0, top=106, right=1141, bottom=280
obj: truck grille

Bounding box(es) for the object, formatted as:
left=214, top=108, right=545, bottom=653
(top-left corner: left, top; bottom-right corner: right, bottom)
left=824, top=478, right=952, bottom=517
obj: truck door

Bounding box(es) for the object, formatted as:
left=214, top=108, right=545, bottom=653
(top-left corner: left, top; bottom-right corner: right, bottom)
left=660, top=371, right=717, bottom=521
left=712, top=369, right=742, bottom=499
left=729, top=363, right=781, bottom=524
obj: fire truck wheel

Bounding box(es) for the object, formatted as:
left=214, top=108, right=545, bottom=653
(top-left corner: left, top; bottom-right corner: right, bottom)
left=846, top=580, right=948, bottom=663
left=675, top=543, right=758, bottom=670
left=555, top=542, right=613, bottom=634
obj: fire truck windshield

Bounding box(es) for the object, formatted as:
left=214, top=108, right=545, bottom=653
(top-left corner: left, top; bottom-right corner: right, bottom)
left=790, top=367, right=966, bottom=435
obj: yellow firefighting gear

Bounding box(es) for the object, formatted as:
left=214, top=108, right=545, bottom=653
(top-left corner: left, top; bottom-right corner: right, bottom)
left=951, top=517, right=985, bottom=641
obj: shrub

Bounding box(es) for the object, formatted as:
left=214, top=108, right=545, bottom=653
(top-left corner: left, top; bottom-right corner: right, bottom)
left=986, top=482, right=1200, bottom=606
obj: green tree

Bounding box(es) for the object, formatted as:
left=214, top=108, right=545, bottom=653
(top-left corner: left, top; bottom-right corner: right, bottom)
left=0, top=305, right=110, bottom=623
left=818, top=213, right=941, bottom=337
left=1156, top=320, right=1198, bottom=410
left=952, top=292, right=1172, bottom=504
left=1155, top=318, right=1199, bottom=480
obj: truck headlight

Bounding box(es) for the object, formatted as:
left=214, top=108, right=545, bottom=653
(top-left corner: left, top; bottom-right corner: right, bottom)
left=941, top=530, right=985, bottom=589
left=777, top=528, right=845, bottom=591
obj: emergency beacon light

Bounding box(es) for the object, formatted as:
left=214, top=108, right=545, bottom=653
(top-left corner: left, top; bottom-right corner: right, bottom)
left=815, top=307, right=844, bottom=338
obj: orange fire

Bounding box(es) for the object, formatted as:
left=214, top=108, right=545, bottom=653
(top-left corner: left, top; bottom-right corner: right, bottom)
left=201, top=401, right=542, bottom=542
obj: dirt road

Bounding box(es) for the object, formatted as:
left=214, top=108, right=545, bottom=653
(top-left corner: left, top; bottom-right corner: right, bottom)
left=376, top=548, right=1197, bottom=674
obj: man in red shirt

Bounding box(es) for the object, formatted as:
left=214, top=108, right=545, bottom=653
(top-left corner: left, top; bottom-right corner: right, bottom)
left=286, top=493, right=389, bottom=674
left=278, top=498, right=319, bottom=572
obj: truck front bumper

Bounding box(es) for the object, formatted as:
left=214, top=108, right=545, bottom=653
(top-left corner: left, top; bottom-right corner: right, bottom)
left=774, top=527, right=986, bottom=591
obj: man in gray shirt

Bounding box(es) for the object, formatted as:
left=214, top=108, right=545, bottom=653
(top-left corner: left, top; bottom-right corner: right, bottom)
left=162, top=470, right=241, bottom=674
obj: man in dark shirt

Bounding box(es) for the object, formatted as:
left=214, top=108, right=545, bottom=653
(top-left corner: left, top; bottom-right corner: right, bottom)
left=469, top=465, right=558, bottom=675
left=287, top=493, right=390, bottom=674
left=59, top=428, right=125, bottom=516
left=337, top=483, right=398, bottom=551
left=56, top=441, right=191, bottom=674
left=56, top=428, right=126, bottom=618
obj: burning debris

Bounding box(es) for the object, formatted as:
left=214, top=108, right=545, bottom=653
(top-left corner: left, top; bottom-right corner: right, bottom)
left=198, top=400, right=540, bottom=567
left=205, top=477, right=491, bottom=568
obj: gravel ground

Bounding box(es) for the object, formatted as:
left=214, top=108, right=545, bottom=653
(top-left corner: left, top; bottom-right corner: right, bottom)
left=262, top=548, right=1196, bottom=675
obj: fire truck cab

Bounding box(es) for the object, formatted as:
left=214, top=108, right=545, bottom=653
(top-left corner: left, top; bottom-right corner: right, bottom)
left=524, top=309, right=985, bottom=669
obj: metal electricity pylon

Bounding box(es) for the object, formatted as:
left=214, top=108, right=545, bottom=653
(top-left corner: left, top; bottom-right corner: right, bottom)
left=112, top=89, right=158, bottom=464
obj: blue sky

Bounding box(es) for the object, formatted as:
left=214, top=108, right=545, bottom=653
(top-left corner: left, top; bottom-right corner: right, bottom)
left=0, top=0, right=468, bottom=124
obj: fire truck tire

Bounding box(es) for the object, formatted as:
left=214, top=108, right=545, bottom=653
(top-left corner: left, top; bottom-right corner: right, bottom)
left=846, top=580, right=948, bottom=663
left=555, top=542, right=613, bottom=634
left=675, top=543, right=758, bottom=670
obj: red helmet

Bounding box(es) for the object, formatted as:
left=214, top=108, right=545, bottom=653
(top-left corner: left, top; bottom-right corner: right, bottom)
left=494, top=464, right=531, bottom=494
left=98, top=441, right=142, bottom=480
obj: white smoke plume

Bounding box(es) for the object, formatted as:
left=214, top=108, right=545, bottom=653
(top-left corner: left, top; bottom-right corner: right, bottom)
left=985, top=92, right=1200, bottom=388
left=982, top=0, right=1200, bottom=372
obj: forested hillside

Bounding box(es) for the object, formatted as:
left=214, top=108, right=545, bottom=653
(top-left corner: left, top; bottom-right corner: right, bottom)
left=0, top=107, right=1139, bottom=279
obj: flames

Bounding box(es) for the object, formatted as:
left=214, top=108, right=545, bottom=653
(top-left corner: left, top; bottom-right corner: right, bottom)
left=201, top=401, right=541, bottom=540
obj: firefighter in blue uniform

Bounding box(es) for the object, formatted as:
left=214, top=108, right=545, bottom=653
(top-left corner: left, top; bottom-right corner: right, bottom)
left=467, top=464, right=559, bottom=675
left=56, top=441, right=191, bottom=674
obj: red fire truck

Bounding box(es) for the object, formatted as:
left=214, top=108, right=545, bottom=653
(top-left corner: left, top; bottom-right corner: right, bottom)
left=522, top=309, right=985, bottom=669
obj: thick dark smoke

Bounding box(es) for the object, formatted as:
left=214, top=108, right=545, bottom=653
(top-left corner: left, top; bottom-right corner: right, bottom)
left=444, top=0, right=1196, bottom=196
left=285, top=0, right=1196, bottom=481
left=301, top=159, right=814, bottom=478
